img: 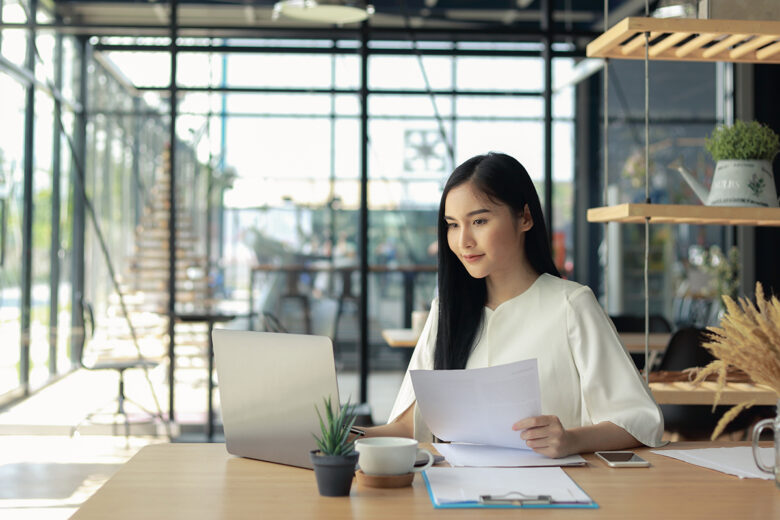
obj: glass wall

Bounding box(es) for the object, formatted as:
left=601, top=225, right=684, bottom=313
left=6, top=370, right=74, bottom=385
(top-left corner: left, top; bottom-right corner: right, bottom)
left=0, top=25, right=580, bottom=424
left=0, top=72, right=26, bottom=398
left=599, top=60, right=726, bottom=327
left=0, top=2, right=83, bottom=403
left=170, top=43, right=578, bottom=391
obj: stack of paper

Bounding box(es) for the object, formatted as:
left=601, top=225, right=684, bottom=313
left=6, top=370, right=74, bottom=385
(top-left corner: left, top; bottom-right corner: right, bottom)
left=411, top=359, right=541, bottom=450
left=434, top=443, right=586, bottom=467
left=411, top=359, right=586, bottom=468
left=651, top=447, right=774, bottom=480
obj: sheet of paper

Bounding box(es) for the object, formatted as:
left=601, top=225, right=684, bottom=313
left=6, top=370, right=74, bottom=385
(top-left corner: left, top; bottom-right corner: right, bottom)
left=410, top=359, right=541, bottom=449
left=650, top=447, right=774, bottom=480
left=423, top=467, right=592, bottom=505
left=434, top=443, right=586, bottom=467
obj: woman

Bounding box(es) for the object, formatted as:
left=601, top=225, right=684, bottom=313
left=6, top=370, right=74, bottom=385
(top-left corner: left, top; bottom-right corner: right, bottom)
left=364, top=152, right=663, bottom=457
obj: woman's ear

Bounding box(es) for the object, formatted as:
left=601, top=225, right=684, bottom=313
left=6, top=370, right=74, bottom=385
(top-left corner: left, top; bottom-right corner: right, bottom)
left=518, top=204, right=534, bottom=232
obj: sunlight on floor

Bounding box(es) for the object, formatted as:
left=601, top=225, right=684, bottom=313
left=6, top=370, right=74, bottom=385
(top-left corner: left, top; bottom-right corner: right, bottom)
left=0, top=435, right=164, bottom=520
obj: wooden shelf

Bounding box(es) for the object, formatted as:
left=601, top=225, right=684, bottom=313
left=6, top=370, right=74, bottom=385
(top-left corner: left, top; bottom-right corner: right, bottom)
left=587, top=203, right=780, bottom=226
left=586, top=17, right=780, bottom=64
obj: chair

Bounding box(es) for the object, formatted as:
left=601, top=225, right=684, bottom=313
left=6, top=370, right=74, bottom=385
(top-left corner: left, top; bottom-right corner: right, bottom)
left=609, top=314, right=672, bottom=370
left=657, top=327, right=773, bottom=440
left=71, top=300, right=163, bottom=441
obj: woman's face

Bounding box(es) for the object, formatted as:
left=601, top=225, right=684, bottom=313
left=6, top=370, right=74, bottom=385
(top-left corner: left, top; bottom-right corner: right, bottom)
left=443, top=181, right=532, bottom=280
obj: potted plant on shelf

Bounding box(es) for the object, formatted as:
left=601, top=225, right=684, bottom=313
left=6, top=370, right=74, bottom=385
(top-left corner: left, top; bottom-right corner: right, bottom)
left=674, top=120, right=780, bottom=207
left=310, top=396, right=359, bottom=497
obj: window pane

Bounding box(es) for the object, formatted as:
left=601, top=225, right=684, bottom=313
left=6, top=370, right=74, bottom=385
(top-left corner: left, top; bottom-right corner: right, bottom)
left=456, top=56, right=542, bottom=91
left=369, top=94, right=452, bottom=118
left=1, top=28, right=27, bottom=67
left=0, top=73, right=26, bottom=396
left=102, top=51, right=172, bottom=88
left=30, top=93, right=54, bottom=389
left=227, top=53, right=333, bottom=88
left=35, top=31, right=56, bottom=85
left=455, top=96, right=542, bottom=118
left=57, top=108, right=75, bottom=374
left=369, top=55, right=452, bottom=90
left=455, top=120, right=544, bottom=181
left=177, top=52, right=224, bottom=88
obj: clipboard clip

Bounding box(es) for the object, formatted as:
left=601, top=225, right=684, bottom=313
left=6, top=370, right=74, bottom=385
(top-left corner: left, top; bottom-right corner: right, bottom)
left=479, top=491, right=553, bottom=506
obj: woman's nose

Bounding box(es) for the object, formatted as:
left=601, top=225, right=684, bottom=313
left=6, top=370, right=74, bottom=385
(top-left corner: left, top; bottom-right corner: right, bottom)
left=459, top=228, right=474, bottom=249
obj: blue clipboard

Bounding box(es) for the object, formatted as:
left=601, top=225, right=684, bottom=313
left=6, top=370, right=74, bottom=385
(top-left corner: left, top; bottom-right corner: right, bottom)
left=421, top=470, right=599, bottom=510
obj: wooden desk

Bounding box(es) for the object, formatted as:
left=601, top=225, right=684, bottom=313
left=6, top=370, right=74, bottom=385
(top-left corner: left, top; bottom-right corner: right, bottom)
left=382, top=328, right=420, bottom=348
left=71, top=441, right=778, bottom=519
left=649, top=381, right=777, bottom=405
left=381, top=329, right=671, bottom=354
left=618, top=332, right=670, bottom=353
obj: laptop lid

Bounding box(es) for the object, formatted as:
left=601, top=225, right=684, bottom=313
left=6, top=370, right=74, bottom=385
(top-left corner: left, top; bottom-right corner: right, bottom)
left=212, top=329, right=340, bottom=469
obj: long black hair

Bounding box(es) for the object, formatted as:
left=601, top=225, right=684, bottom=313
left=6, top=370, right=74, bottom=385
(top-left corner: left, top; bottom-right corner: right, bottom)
left=434, top=152, right=561, bottom=370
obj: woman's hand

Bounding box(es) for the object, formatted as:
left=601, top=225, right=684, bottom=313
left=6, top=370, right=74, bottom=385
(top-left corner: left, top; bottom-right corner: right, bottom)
left=512, top=415, right=577, bottom=458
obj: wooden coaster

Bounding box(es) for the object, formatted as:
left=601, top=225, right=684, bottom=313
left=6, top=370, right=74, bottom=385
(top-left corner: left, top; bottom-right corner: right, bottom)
left=355, top=470, right=415, bottom=488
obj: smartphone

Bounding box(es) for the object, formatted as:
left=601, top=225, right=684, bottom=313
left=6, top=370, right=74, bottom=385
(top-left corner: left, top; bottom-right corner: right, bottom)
left=595, top=451, right=650, bottom=468
left=415, top=453, right=445, bottom=467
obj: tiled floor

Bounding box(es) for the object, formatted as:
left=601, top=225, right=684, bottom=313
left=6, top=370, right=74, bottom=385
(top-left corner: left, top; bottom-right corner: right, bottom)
left=0, top=367, right=405, bottom=520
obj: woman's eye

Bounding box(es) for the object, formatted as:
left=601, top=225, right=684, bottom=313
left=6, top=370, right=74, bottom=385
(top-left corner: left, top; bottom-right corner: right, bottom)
left=446, top=222, right=458, bottom=229
left=474, top=218, right=487, bottom=225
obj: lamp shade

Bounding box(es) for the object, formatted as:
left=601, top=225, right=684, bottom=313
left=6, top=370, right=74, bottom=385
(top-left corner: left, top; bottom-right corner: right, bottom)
left=273, top=0, right=373, bottom=24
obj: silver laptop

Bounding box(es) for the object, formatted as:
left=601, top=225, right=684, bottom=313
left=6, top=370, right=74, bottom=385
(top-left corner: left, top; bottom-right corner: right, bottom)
left=212, top=329, right=340, bottom=469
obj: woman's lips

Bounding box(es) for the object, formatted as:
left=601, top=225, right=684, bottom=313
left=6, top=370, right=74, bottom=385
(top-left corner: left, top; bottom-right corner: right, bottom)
left=462, top=254, right=484, bottom=263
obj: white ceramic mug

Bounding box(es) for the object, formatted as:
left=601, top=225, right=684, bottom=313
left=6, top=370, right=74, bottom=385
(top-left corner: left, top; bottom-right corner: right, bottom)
left=355, top=437, right=434, bottom=476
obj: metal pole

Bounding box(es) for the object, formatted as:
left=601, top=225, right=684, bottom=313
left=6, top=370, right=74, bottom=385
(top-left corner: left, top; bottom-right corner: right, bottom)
left=358, top=21, right=369, bottom=404
left=70, top=36, right=89, bottom=367
left=49, top=23, right=64, bottom=377
left=542, top=0, right=553, bottom=247
left=20, top=0, right=38, bottom=393
left=132, top=97, right=142, bottom=229
left=167, top=0, right=179, bottom=424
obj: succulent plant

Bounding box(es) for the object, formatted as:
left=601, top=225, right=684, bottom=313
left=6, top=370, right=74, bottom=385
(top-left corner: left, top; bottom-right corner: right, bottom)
left=313, top=396, right=358, bottom=456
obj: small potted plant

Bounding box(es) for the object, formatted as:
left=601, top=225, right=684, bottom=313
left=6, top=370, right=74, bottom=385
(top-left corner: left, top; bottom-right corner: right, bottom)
left=310, top=396, right=359, bottom=497
left=705, top=120, right=780, bottom=163
left=676, top=120, right=779, bottom=207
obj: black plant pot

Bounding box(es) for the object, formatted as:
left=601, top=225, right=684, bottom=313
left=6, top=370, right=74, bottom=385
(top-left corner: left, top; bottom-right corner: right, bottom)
left=309, top=450, right=359, bottom=497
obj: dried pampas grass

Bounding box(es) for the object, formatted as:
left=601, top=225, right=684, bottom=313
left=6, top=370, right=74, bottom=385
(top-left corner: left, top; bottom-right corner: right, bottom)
left=691, top=282, right=780, bottom=440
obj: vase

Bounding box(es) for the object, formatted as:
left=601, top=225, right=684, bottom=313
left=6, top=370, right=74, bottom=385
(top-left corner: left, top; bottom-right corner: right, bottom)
left=752, top=398, right=780, bottom=489
left=309, top=450, right=359, bottom=497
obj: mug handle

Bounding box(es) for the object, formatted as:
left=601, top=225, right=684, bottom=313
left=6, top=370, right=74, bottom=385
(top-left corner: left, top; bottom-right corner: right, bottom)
left=751, top=418, right=775, bottom=474
left=412, top=449, right=434, bottom=473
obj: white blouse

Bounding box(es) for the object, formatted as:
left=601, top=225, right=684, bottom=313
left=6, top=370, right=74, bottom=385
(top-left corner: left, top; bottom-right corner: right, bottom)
left=388, top=273, right=665, bottom=448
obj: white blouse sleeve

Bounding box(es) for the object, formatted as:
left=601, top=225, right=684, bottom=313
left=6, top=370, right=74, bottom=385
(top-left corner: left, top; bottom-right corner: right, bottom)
left=566, top=286, right=665, bottom=447
left=386, top=299, right=438, bottom=433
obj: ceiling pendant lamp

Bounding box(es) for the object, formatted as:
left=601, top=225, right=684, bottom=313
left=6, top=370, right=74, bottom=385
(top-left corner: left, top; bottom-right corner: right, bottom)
left=272, top=0, right=374, bottom=24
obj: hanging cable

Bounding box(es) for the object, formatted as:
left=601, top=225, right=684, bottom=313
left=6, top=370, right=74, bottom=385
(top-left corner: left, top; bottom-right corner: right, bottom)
left=643, top=0, right=651, bottom=382
left=602, top=0, right=609, bottom=311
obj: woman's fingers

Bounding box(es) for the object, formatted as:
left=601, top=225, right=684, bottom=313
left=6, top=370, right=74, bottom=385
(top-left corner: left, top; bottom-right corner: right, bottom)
left=512, top=414, right=553, bottom=431
left=513, top=415, right=570, bottom=457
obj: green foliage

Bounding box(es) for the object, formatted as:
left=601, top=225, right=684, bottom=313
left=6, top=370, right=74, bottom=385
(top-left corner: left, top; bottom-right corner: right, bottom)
left=705, top=120, right=780, bottom=161
left=313, top=396, right=358, bottom=456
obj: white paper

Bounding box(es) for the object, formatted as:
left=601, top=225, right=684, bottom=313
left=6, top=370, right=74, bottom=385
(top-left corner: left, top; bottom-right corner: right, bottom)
left=410, top=359, right=541, bottom=449
left=435, top=443, right=586, bottom=467
left=650, top=447, right=774, bottom=480
left=424, top=467, right=592, bottom=505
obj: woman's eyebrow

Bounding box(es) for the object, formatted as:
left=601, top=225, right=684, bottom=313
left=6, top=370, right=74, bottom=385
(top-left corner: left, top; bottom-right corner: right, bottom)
left=444, top=208, right=491, bottom=221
